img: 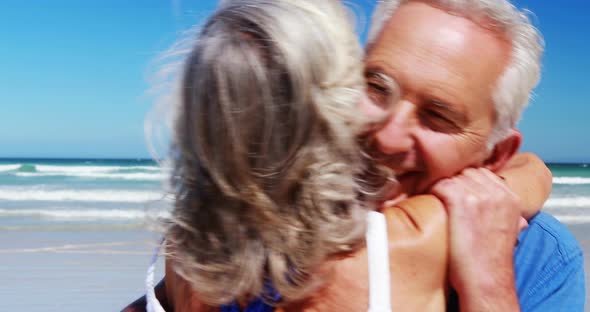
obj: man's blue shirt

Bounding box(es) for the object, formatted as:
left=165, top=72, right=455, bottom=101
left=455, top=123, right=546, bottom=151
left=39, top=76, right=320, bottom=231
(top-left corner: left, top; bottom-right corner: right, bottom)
left=514, top=211, right=585, bottom=311
left=448, top=212, right=585, bottom=311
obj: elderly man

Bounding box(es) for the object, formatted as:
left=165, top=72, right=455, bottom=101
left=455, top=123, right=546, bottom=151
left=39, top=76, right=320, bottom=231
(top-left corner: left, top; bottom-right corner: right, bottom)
left=124, top=0, right=584, bottom=311
left=362, top=0, right=585, bottom=310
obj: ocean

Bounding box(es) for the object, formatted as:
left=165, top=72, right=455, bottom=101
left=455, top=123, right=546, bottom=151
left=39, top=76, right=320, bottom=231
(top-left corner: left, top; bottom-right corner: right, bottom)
left=0, top=158, right=169, bottom=230
left=0, top=159, right=589, bottom=228
left=0, top=159, right=170, bottom=311
left=545, top=164, right=590, bottom=224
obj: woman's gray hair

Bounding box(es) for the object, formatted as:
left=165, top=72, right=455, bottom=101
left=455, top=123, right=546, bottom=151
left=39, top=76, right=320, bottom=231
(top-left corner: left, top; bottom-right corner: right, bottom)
left=159, top=0, right=372, bottom=305
left=368, top=0, right=544, bottom=148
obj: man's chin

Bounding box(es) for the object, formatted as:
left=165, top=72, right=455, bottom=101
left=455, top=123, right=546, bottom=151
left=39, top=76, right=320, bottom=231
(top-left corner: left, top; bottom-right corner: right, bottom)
left=381, top=193, right=408, bottom=209
left=370, top=170, right=437, bottom=211
left=377, top=173, right=423, bottom=209
left=395, top=172, right=423, bottom=196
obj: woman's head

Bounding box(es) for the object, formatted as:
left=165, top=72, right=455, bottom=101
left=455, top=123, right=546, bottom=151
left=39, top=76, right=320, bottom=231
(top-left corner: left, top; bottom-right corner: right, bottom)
left=166, top=0, right=369, bottom=305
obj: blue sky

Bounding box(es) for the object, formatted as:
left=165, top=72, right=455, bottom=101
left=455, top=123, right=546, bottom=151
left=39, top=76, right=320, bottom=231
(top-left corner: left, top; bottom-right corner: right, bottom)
left=1, top=1, right=588, bottom=162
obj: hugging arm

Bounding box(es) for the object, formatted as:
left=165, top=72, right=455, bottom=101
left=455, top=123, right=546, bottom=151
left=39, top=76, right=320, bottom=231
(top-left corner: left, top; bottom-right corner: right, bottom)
left=301, top=151, right=553, bottom=311
left=498, top=152, right=552, bottom=219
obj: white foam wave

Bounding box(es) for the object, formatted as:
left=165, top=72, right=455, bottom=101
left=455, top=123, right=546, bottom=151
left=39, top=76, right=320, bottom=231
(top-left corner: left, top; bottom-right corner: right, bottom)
left=35, top=164, right=161, bottom=173
left=0, top=165, right=21, bottom=172
left=0, top=241, right=157, bottom=254
left=553, top=215, right=590, bottom=224
left=0, top=189, right=165, bottom=203
left=132, top=166, right=163, bottom=171
left=0, top=208, right=169, bottom=220
left=15, top=171, right=165, bottom=181
left=552, top=177, right=590, bottom=185
left=545, top=197, right=590, bottom=208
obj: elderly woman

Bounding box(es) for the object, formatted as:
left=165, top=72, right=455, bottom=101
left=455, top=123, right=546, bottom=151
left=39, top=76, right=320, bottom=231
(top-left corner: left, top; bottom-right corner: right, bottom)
left=125, top=0, right=551, bottom=311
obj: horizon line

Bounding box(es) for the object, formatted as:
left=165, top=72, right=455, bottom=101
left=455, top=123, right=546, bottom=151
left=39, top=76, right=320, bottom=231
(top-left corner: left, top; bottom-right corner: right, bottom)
left=0, top=157, right=587, bottom=166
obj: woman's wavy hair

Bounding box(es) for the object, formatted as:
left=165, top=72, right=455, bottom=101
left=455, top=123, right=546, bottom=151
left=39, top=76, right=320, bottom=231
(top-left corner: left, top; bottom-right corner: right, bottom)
left=161, top=0, right=383, bottom=306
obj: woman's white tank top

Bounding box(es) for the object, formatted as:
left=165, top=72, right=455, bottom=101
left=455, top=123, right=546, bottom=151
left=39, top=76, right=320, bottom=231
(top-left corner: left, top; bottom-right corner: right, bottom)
left=146, top=211, right=392, bottom=312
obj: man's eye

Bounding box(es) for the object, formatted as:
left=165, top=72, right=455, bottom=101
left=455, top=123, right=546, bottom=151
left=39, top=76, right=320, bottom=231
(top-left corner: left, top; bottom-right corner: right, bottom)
left=426, top=110, right=449, bottom=121
left=420, top=109, right=460, bottom=133
left=367, top=81, right=389, bottom=94
left=365, top=71, right=399, bottom=109
left=367, top=81, right=390, bottom=108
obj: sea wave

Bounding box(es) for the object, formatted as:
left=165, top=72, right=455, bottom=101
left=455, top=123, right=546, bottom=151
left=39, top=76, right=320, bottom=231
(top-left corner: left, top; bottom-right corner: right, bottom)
left=553, top=177, right=590, bottom=185
left=0, top=189, right=166, bottom=203
left=0, top=208, right=169, bottom=220
left=15, top=171, right=165, bottom=181
left=0, top=165, right=21, bottom=172
left=35, top=164, right=161, bottom=173
left=545, top=197, right=590, bottom=208
left=553, top=215, right=590, bottom=224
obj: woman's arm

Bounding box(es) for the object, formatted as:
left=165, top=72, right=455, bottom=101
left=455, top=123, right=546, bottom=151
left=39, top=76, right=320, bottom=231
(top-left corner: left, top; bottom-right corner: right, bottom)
left=285, top=153, right=550, bottom=311
left=497, top=152, right=552, bottom=219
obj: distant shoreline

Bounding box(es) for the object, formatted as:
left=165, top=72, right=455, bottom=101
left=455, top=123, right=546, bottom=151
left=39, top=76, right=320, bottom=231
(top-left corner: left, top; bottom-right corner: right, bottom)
left=0, top=157, right=587, bottom=166
left=545, top=162, right=590, bottom=166
left=0, top=158, right=157, bottom=163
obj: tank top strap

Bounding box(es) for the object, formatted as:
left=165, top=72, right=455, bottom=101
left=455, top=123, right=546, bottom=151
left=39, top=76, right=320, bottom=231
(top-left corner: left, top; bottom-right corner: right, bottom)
left=146, top=237, right=166, bottom=312
left=366, top=211, right=392, bottom=312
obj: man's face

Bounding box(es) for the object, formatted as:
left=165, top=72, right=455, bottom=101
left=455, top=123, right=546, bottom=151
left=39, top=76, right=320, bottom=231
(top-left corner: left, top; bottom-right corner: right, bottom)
left=363, top=2, right=511, bottom=196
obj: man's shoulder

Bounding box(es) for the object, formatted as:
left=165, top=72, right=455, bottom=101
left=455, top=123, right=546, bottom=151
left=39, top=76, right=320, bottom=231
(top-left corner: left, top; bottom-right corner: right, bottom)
left=514, top=212, right=585, bottom=310
left=518, top=211, right=583, bottom=262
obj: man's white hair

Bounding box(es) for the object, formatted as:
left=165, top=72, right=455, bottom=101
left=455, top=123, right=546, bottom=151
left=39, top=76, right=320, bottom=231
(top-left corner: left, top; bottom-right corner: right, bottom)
left=368, top=0, right=544, bottom=148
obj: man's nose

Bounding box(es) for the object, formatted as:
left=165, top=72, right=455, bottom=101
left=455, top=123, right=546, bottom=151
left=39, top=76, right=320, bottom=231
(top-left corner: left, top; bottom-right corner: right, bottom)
left=373, top=100, right=415, bottom=155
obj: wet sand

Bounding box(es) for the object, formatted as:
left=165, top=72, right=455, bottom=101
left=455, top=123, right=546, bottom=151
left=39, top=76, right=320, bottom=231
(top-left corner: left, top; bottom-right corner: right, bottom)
left=564, top=224, right=589, bottom=308
left=0, top=226, right=165, bottom=312
left=1, top=223, right=587, bottom=311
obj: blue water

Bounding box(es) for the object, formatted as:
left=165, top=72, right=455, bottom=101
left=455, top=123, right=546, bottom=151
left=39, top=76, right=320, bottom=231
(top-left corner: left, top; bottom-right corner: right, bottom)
left=0, top=159, right=588, bottom=227
left=544, top=163, right=590, bottom=224
left=0, top=158, right=169, bottom=228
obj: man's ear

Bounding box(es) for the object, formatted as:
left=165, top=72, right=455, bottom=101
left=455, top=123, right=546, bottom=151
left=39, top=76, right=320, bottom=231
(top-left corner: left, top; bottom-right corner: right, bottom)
left=484, top=128, right=522, bottom=172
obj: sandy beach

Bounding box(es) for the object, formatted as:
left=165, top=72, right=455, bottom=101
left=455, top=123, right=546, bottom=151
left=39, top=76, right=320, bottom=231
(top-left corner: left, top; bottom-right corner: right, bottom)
left=1, top=223, right=587, bottom=311
left=0, top=226, right=165, bottom=312
left=566, top=224, right=590, bottom=308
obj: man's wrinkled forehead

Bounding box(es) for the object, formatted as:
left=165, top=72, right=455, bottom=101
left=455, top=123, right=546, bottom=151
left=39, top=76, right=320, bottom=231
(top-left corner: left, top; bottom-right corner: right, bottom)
left=365, top=1, right=510, bottom=124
